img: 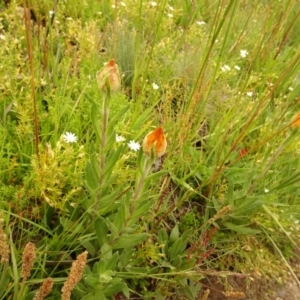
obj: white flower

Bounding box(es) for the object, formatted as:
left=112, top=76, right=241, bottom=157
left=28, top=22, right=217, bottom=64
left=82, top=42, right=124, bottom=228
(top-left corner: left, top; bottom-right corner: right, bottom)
left=49, top=10, right=54, bottom=16
left=167, top=13, right=173, bottom=18
left=221, top=65, right=231, bottom=72
left=62, top=132, right=78, bottom=143
left=120, top=1, right=126, bottom=6
left=152, top=83, right=159, bottom=90
left=240, top=49, right=249, bottom=58
left=288, top=87, right=294, bottom=91
left=168, top=5, right=174, bottom=11
left=128, top=140, right=140, bottom=151
left=116, top=134, right=126, bottom=143
left=196, top=20, right=206, bottom=25
left=0, top=34, right=6, bottom=41
left=150, top=1, right=157, bottom=6
left=234, top=65, right=241, bottom=71
left=264, top=188, right=269, bottom=193
left=246, top=91, right=253, bottom=97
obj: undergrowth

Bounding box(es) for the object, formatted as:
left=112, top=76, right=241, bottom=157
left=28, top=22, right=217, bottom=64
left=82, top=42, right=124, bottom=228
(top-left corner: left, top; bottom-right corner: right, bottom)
left=0, top=0, right=300, bottom=299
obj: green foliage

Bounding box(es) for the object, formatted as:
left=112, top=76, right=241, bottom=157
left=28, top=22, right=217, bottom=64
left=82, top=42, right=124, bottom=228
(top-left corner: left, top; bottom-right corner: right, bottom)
left=1, top=0, right=300, bottom=298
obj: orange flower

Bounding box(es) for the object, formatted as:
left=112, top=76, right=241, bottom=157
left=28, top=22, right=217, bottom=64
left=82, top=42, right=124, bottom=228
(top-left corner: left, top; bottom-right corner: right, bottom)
left=292, top=113, right=300, bottom=128
left=96, top=59, right=121, bottom=93
left=143, top=127, right=167, bottom=158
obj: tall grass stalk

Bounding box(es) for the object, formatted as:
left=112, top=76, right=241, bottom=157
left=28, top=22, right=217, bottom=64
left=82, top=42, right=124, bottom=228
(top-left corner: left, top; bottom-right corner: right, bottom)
left=23, top=3, right=39, bottom=158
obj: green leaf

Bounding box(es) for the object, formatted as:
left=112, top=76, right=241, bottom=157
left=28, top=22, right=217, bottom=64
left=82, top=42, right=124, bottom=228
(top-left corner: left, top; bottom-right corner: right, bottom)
left=128, top=199, right=153, bottom=226
left=170, top=224, right=180, bottom=242
left=90, top=102, right=101, bottom=141
left=85, top=160, right=99, bottom=199
left=106, top=251, right=119, bottom=271
left=172, top=255, right=182, bottom=268
left=112, top=233, right=149, bottom=249
left=101, top=243, right=113, bottom=260
left=81, top=240, right=96, bottom=256
left=104, top=280, right=127, bottom=297
left=223, top=222, right=261, bottom=234
left=81, top=293, right=102, bottom=300
left=114, top=204, right=126, bottom=232
left=94, top=217, right=108, bottom=247
left=119, top=248, right=134, bottom=268
left=233, top=198, right=264, bottom=216
left=169, top=237, right=184, bottom=261
left=157, top=228, right=168, bottom=243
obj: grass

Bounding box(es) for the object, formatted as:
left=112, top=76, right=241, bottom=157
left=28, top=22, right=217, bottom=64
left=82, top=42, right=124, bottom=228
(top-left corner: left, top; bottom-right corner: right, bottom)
left=0, top=0, right=300, bottom=299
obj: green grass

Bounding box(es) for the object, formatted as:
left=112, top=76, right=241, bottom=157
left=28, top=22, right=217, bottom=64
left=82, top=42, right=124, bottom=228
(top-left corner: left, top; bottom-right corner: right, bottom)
left=0, top=0, right=300, bottom=299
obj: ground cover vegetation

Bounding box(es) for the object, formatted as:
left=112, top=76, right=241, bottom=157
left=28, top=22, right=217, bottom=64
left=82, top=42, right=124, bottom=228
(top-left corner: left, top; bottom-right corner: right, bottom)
left=0, top=0, right=300, bottom=299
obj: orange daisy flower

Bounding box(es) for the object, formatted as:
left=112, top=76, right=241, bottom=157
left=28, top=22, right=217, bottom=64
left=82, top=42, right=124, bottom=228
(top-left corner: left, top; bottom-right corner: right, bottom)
left=96, top=59, right=121, bottom=93
left=143, top=127, right=167, bottom=158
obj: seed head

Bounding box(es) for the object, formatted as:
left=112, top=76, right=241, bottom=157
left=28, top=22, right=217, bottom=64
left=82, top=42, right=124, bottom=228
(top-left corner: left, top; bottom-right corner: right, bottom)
left=33, top=277, right=53, bottom=300
left=21, top=242, right=36, bottom=281
left=0, top=219, right=10, bottom=264
left=61, top=251, right=88, bottom=300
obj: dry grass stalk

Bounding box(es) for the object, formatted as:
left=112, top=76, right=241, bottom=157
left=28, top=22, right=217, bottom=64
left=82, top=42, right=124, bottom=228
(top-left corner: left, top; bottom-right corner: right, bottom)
left=201, top=289, right=210, bottom=300
left=61, top=250, right=88, bottom=300
left=208, top=205, right=231, bottom=224
left=33, top=277, right=54, bottom=300
left=222, top=291, right=246, bottom=299
left=0, top=218, right=10, bottom=263
left=21, top=242, right=36, bottom=281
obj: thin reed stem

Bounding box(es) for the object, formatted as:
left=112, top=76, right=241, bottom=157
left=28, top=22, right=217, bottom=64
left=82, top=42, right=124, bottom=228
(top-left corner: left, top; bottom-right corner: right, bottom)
left=23, top=3, right=39, bottom=158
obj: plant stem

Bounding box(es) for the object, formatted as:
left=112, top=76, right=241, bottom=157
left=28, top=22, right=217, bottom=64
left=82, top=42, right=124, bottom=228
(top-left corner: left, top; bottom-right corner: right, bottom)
left=17, top=280, right=26, bottom=300
left=130, top=157, right=152, bottom=214
left=23, top=4, right=39, bottom=158
left=97, top=92, right=110, bottom=209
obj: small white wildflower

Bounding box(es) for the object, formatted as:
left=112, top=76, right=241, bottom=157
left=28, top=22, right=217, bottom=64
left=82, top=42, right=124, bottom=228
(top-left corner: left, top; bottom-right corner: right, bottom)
left=128, top=140, right=140, bottom=152
left=288, top=87, right=294, bottom=91
left=120, top=1, right=126, bottom=6
left=0, top=34, right=5, bottom=41
left=196, top=20, right=206, bottom=25
left=152, top=83, right=159, bottom=90
left=116, top=134, right=126, bottom=143
left=221, top=65, right=231, bottom=72
left=234, top=65, right=241, bottom=71
left=62, top=132, right=78, bottom=143
left=167, top=13, right=173, bottom=18
left=264, top=188, right=269, bottom=193
left=168, top=5, right=174, bottom=11
left=247, top=91, right=253, bottom=97
left=150, top=1, right=157, bottom=6
left=240, top=49, right=249, bottom=58
left=49, top=10, right=54, bottom=16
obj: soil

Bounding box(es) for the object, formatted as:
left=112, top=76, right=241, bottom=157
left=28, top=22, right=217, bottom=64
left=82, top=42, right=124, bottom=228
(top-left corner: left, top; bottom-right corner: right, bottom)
left=197, top=262, right=300, bottom=300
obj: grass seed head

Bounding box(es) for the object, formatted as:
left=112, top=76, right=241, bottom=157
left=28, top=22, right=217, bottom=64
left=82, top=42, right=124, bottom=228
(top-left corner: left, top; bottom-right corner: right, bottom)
left=21, top=242, right=36, bottom=281
left=61, top=250, right=88, bottom=300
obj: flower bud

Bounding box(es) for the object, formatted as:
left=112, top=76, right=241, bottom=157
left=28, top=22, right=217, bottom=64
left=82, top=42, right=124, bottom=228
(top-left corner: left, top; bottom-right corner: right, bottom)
left=96, top=59, right=121, bottom=93
left=143, top=127, right=167, bottom=158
